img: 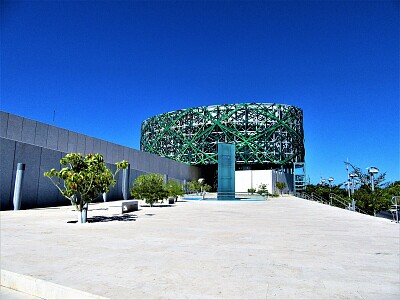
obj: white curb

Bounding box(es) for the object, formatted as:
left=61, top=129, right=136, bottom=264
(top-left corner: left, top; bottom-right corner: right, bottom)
left=1, top=269, right=107, bottom=299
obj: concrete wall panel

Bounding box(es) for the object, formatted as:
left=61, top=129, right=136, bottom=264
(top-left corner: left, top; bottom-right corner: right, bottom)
left=100, top=140, right=107, bottom=158
left=118, top=146, right=124, bottom=162
left=34, top=122, right=48, bottom=147
left=149, top=155, right=160, bottom=174
left=57, top=129, right=68, bottom=152
left=7, top=114, right=23, bottom=141
left=46, top=125, right=59, bottom=150
left=37, top=148, right=62, bottom=207
left=77, top=134, right=86, bottom=154
left=0, top=112, right=9, bottom=137
left=111, top=143, right=119, bottom=163
left=123, top=147, right=129, bottom=161
left=93, top=138, right=101, bottom=154
left=22, top=118, right=36, bottom=144
left=0, top=138, right=15, bottom=210
left=128, top=149, right=135, bottom=167
left=158, top=157, right=168, bottom=175
left=67, top=131, right=78, bottom=153
left=13, top=143, right=42, bottom=209
left=85, top=136, right=94, bottom=154
left=130, top=150, right=139, bottom=170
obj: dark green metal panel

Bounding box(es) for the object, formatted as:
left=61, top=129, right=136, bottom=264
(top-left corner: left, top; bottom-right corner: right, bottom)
left=140, top=103, right=305, bottom=166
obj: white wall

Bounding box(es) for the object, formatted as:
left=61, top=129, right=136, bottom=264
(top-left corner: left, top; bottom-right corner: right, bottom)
left=235, top=170, right=274, bottom=193
left=235, top=170, right=294, bottom=194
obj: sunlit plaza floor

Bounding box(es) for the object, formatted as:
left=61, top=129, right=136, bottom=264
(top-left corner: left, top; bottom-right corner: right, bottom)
left=1, top=196, right=399, bottom=299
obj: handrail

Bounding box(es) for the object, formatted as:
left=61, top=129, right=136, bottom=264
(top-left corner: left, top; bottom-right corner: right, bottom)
left=329, top=193, right=349, bottom=209
left=311, top=192, right=329, bottom=204
left=329, top=193, right=369, bottom=215
left=390, top=196, right=400, bottom=223
left=295, top=192, right=312, bottom=200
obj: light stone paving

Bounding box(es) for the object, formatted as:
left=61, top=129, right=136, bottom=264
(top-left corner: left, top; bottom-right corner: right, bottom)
left=1, top=196, right=399, bottom=299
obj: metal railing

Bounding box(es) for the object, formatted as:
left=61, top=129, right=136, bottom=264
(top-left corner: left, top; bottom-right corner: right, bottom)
left=390, top=196, right=400, bottom=223
left=311, top=192, right=329, bottom=204
left=329, top=193, right=369, bottom=215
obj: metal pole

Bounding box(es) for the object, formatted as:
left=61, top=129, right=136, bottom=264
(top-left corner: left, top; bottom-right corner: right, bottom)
left=13, top=163, right=25, bottom=210
left=122, top=164, right=130, bottom=200
left=347, top=180, right=351, bottom=198
left=371, top=174, right=375, bottom=192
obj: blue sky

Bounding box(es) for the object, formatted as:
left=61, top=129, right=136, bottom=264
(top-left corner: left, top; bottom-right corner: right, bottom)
left=1, top=0, right=399, bottom=184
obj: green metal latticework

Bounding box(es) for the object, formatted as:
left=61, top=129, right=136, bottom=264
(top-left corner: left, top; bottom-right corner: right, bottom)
left=140, top=103, right=305, bottom=167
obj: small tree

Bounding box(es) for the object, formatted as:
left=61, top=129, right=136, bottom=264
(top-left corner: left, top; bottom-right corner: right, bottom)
left=353, top=186, right=389, bottom=216
left=166, top=180, right=185, bottom=201
left=248, top=188, right=256, bottom=195
left=188, top=180, right=202, bottom=194
left=257, top=183, right=269, bottom=198
left=275, top=182, right=287, bottom=195
left=44, top=153, right=128, bottom=218
left=203, top=184, right=212, bottom=192
left=130, top=173, right=168, bottom=206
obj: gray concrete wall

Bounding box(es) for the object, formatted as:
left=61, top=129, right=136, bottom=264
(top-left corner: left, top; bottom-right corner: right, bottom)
left=0, top=111, right=201, bottom=210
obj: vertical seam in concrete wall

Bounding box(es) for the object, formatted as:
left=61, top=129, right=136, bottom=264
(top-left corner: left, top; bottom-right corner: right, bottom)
left=3, top=113, right=9, bottom=138
left=34, top=120, right=38, bottom=146
left=8, top=141, right=17, bottom=208
left=45, top=123, right=49, bottom=149
left=35, top=147, right=43, bottom=207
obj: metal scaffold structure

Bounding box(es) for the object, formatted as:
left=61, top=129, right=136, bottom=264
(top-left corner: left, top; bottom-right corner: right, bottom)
left=141, top=103, right=305, bottom=174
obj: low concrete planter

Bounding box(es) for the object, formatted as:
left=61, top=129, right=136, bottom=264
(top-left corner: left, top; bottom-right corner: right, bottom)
left=122, top=201, right=138, bottom=213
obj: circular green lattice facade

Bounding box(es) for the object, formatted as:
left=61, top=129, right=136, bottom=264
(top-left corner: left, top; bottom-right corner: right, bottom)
left=140, top=103, right=305, bottom=167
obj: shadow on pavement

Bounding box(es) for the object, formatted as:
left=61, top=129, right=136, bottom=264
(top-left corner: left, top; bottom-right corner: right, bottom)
left=67, top=214, right=138, bottom=223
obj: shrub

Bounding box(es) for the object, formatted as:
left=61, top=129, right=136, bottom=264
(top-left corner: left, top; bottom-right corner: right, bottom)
left=130, top=173, right=168, bottom=206
left=248, top=188, right=256, bottom=194
left=275, top=182, right=286, bottom=195
left=166, top=180, right=185, bottom=201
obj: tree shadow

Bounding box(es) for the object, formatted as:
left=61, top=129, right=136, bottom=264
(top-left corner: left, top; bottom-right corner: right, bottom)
left=67, top=214, right=138, bottom=223
left=140, top=204, right=174, bottom=208
left=89, top=214, right=138, bottom=223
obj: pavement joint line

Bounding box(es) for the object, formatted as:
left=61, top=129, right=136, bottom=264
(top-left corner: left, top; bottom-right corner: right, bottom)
left=1, top=269, right=107, bottom=299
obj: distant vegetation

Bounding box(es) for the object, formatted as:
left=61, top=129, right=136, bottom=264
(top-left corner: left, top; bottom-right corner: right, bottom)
left=304, top=163, right=399, bottom=216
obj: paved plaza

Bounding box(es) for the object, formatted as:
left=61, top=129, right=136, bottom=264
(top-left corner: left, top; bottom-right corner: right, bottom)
left=1, top=196, right=399, bottom=299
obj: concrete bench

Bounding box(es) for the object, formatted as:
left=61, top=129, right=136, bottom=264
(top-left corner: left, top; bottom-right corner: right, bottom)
left=122, top=201, right=139, bottom=213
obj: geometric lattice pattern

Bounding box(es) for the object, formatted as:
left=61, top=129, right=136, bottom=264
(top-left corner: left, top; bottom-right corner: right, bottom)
left=140, top=103, right=305, bottom=166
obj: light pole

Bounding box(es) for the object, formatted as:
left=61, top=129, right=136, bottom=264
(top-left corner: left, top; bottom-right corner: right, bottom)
left=349, top=173, right=357, bottom=211
left=328, top=177, right=334, bottom=194
left=320, top=178, right=326, bottom=185
left=198, top=178, right=206, bottom=199
left=367, top=166, right=379, bottom=192
left=349, top=173, right=357, bottom=195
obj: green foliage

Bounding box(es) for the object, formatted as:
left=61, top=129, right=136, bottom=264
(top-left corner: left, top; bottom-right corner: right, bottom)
left=203, top=184, right=212, bottom=192
left=184, top=179, right=212, bottom=193
left=348, top=162, right=386, bottom=189
left=353, top=186, right=390, bottom=216
left=130, top=173, right=168, bottom=206
left=44, top=153, right=128, bottom=211
left=247, top=188, right=256, bottom=194
left=382, top=181, right=400, bottom=199
left=304, top=183, right=347, bottom=202
left=191, top=180, right=202, bottom=193
left=257, top=183, right=269, bottom=197
left=304, top=165, right=397, bottom=216
left=166, top=180, right=184, bottom=200
left=275, top=182, right=287, bottom=195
